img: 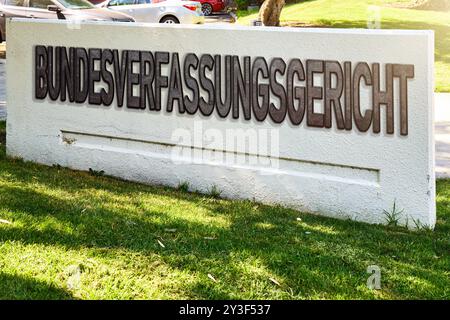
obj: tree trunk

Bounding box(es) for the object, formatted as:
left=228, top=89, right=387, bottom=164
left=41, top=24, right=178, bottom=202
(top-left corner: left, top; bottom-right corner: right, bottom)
left=258, top=0, right=285, bottom=26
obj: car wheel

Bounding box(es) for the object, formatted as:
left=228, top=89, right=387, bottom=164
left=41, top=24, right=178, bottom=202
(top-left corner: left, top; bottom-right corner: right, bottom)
left=160, top=16, right=180, bottom=24
left=201, top=3, right=213, bottom=16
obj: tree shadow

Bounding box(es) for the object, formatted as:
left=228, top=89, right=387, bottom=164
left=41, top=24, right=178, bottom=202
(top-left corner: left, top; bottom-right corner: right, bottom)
left=0, top=160, right=448, bottom=299
left=0, top=118, right=449, bottom=299
left=0, top=272, right=74, bottom=300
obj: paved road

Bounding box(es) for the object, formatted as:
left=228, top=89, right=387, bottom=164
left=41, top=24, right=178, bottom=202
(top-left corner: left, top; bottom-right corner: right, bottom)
left=435, top=93, right=450, bottom=178
left=1, top=58, right=450, bottom=177
left=204, top=13, right=236, bottom=24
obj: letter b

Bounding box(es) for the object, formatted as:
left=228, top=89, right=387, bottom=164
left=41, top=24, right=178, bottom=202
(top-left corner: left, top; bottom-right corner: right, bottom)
left=35, top=46, right=48, bottom=99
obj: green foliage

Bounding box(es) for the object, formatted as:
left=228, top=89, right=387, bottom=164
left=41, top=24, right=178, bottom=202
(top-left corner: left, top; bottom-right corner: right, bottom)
left=411, top=217, right=433, bottom=231
left=177, top=181, right=190, bottom=193
left=235, top=0, right=251, bottom=10
left=0, top=121, right=5, bottom=160
left=208, top=184, right=222, bottom=198
left=88, top=168, right=105, bottom=177
left=238, top=0, right=450, bottom=92
left=383, top=200, right=404, bottom=226
left=237, top=0, right=306, bottom=9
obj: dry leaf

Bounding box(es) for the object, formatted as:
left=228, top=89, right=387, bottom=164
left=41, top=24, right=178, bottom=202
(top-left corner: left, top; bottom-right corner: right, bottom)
left=0, top=219, right=12, bottom=225
left=204, top=237, right=217, bottom=240
left=207, top=274, right=217, bottom=282
left=269, top=277, right=281, bottom=286
left=157, top=240, right=165, bottom=248
left=165, top=228, right=177, bottom=233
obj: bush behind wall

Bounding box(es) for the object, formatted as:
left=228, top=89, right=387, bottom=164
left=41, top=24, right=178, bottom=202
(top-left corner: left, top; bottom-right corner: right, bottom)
left=235, top=0, right=302, bottom=10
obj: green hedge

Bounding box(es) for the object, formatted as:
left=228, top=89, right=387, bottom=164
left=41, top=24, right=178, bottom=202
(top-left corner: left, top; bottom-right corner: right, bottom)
left=235, top=0, right=304, bottom=10
left=235, top=0, right=254, bottom=10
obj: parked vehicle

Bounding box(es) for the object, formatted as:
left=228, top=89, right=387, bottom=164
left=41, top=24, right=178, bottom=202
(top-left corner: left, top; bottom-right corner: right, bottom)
left=0, top=0, right=134, bottom=42
left=97, top=0, right=204, bottom=24
left=191, top=0, right=224, bottom=16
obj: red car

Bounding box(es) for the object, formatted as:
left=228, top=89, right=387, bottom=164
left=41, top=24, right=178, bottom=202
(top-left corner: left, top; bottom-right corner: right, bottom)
left=196, top=0, right=225, bottom=16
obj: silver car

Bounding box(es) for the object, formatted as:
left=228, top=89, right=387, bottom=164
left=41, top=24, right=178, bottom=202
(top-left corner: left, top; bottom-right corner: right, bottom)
left=98, top=0, right=204, bottom=24
left=0, top=0, right=134, bottom=42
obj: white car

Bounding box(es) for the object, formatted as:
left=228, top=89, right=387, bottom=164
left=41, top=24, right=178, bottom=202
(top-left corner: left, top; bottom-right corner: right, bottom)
left=98, top=0, right=204, bottom=24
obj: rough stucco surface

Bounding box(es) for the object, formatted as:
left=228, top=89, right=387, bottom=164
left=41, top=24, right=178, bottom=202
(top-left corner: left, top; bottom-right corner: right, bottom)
left=6, top=20, right=435, bottom=228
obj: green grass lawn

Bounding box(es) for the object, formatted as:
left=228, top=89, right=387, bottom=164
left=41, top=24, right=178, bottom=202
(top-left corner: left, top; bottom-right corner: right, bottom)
left=238, top=0, right=450, bottom=92
left=0, top=120, right=448, bottom=299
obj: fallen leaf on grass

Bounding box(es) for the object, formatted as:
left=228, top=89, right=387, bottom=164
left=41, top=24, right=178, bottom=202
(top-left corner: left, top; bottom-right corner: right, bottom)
left=165, top=228, right=177, bottom=233
left=0, top=219, right=12, bottom=225
left=204, top=237, right=217, bottom=240
left=157, top=240, right=165, bottom=248
left=269, top=278, right=281, bottom=286
left=208, top=274, right=217, bottom=282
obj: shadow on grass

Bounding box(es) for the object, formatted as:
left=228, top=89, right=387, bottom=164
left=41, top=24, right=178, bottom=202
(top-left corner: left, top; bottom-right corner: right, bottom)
left=0, top=272, right=73, bottom=299
left=0, top=121, right=449, bottom=299
left=0, top=157, right=449, bottom=299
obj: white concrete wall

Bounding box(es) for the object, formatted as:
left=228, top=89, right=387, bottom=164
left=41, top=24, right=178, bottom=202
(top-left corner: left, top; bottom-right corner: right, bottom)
left=6, top=19, right=435, bottom=228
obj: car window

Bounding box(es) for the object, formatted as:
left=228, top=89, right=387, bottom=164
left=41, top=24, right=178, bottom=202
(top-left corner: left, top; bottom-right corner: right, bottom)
left=136, top=0, right=151, bottom=4
left=4, top=0, right=26, bottom=6
left=29, top=0, right=54, bottom=9
left=57, top=0, right=93, bottom=9
left=108, top=0, right=135, bottom=6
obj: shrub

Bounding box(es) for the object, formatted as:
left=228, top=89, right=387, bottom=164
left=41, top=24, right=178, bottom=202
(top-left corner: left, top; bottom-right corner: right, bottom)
left=235, top=0, right=306, bottom=11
